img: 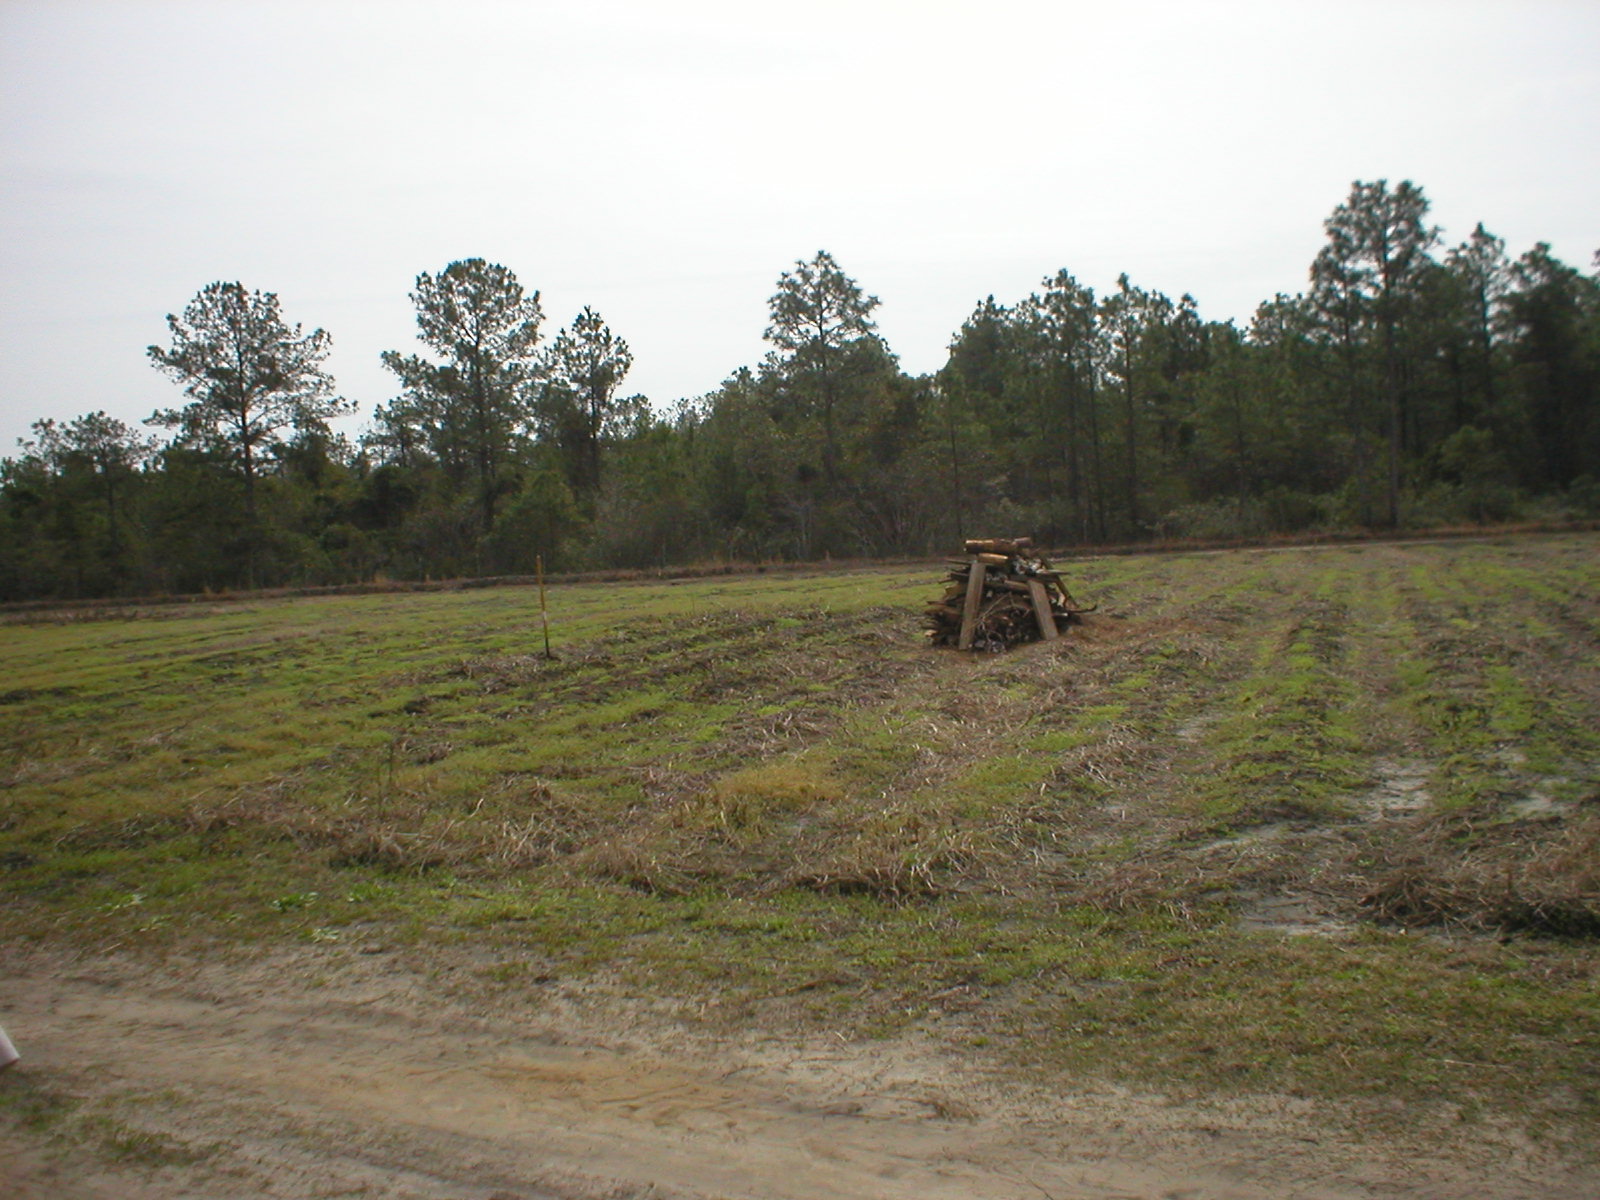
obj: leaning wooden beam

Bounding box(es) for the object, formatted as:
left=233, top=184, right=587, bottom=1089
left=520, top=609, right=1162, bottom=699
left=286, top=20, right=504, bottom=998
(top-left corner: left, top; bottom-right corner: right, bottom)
left=958, top=559, right=988, bottom=650
left=1026, top=578, right=1059, bottom=640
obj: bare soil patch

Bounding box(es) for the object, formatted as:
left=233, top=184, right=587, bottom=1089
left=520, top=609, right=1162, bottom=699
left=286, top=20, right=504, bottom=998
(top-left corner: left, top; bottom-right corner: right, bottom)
left=4, top=943, right=1595, bottom=1200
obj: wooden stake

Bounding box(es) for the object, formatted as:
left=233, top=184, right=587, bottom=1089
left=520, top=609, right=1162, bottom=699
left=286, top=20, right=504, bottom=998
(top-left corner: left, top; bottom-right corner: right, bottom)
left=536, top=554, right=552, bottom=659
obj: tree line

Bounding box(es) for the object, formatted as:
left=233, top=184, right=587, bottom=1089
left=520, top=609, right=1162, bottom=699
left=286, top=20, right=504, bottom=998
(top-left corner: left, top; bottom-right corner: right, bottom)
left=3, top=178, right=1597, bottom=601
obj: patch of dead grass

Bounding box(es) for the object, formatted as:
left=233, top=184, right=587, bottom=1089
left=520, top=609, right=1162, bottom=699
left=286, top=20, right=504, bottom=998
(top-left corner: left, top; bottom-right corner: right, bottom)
left=185, top=776, right=609, bottom=874
left=1357, top=805, right=1600, bottom=936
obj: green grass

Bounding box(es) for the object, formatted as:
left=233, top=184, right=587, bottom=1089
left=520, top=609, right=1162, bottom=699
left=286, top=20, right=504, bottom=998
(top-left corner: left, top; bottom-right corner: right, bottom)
left=3, top=540, right=1599, bottom=1125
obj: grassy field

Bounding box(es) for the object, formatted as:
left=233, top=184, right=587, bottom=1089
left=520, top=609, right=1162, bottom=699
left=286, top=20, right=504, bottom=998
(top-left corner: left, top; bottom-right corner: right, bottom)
left=3, top=534, right=1598, bottom=1131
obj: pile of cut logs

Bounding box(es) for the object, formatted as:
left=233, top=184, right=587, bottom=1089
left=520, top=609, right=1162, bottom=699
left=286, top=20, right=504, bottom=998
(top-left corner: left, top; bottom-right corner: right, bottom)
left=925, top=537, right=1093, bottom=651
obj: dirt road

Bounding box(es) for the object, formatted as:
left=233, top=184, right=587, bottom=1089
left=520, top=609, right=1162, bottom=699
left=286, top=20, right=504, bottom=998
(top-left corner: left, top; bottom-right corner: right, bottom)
left=2, top=944, right=1592, bottom=1200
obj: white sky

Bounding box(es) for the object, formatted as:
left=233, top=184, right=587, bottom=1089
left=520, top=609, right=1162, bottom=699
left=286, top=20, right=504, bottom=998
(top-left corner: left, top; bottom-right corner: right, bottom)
left=2, top=0, right=1597, bottom=455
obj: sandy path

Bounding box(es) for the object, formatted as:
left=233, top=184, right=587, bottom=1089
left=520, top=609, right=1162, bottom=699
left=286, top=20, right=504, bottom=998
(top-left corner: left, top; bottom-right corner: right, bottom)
left=0, top=945, right=1592, bottom=1199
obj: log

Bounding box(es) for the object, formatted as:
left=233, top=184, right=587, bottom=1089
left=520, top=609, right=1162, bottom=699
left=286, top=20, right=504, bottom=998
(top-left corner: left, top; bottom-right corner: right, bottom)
left=1027, top=579, right=1059, bottom=640
left=964, top=537, right=1033, bottom=555
left=957, top=561, right=988, bottom=651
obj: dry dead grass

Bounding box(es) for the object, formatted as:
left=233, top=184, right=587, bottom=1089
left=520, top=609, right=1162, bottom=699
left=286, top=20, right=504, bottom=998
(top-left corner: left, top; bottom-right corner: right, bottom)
left=570, top=774, right=993, bottom=902
left=1358, top=806, right=1600, bottom=935
left=185, top=775, right=611, bottom=874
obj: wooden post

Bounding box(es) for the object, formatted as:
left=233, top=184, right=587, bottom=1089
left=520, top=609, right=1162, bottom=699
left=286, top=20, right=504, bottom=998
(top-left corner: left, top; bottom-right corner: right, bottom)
left=1026, top=578, right=1059, bottom=640
left=958, top=559, right=987, bottom=650
left=536, top=554, right=552, bottom=659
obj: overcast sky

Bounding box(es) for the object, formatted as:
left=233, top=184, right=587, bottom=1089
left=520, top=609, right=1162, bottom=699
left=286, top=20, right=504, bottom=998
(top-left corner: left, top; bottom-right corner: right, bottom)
left=2, top=0, right=1597, bottom=455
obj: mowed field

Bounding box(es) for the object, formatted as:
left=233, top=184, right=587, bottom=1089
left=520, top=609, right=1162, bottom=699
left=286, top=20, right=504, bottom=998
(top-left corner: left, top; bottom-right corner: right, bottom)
left=2, top=534, right=1599, bottom=1196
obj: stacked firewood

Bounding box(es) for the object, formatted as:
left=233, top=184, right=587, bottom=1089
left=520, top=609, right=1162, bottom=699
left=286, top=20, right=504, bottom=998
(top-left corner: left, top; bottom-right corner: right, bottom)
left=925, top=537, right=1093, bottom=651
